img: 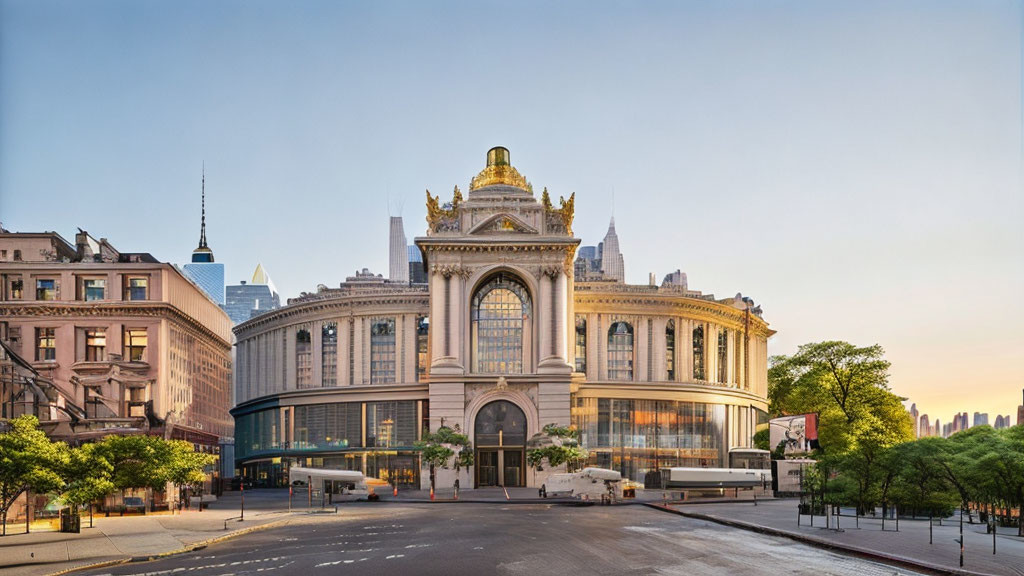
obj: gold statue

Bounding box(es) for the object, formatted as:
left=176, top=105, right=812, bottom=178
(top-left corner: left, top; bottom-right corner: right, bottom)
left=426, top=189, right=441, bottom=227
left=541, top=187, right=552, bottom=210
left=559, top=192, right=575, bottom=235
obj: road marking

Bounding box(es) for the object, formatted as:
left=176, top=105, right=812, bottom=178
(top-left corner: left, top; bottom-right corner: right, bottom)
left=385, top=555, right=405, bottom=559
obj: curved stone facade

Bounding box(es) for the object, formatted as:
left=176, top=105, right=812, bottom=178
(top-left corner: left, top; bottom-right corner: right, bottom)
left=231, top=148, right=773, bottom=489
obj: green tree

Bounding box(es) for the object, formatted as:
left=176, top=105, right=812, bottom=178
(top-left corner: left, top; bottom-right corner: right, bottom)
left=0, top=415, right=68, bottom=535
left=526, top=424, right=588, bottom=472
left=768, top=341, right=912, bottom=455
left=62, top=443, right=114, bottom=509
left=94, top=435, right=167, bottom=510
left=415, top=426, right=473, bottom=491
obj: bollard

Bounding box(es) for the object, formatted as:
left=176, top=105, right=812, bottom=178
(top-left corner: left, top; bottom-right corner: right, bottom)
left=430, top=485, right=435, bottom=501
left=797, top=504, right=801, bottom=527
left=960, top=506, right=964, bottom=567
left=930, top=514, right=933, bottom=544
left=393, top=485, right=398, bottom=498
left=993, top=518, right=996, bottom=554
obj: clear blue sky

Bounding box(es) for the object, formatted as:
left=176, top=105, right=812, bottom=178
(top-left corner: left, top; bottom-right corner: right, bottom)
left=1, top=0, right=1021, bottom=421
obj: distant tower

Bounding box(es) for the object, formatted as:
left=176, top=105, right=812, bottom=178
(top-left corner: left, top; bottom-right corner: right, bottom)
left=389, top=216, right=409, bottom=283
left=183, top=166, right=225, bottom=304
left=909, top=403, right=919, bottom=438
left=222, top=263, right=281, bottom=324
left=600, top=217, right=625, bottom=282
left=919, top=414, right=930, bottom=437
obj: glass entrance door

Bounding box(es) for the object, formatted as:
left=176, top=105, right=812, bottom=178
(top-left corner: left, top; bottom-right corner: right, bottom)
left=503, top=450, right=523, bottom=487
left=477, top=450, right=498, bottom=487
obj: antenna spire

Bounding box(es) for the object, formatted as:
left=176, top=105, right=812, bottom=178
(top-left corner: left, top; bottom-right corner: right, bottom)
left=199, top=163, right=207, bottom=249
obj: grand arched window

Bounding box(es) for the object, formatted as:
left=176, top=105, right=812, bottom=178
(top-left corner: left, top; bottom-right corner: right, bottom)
left=607, top=321, right=634, bottom=381
left=474, top=400, right=527, bottom=447
left=472, top=274, right=531, bottom=374
left=666, top=319, right=676, bottom=381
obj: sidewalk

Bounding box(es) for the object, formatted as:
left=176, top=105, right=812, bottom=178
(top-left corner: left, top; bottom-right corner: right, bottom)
left=652, top=498, right=1024, bottom=576
left=0, top=491, right=300, bottom=576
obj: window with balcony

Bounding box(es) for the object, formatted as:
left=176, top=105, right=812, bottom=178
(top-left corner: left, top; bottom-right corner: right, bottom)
left=85, top=329, right=106, bottom=361
left=124, top=328, right=147, bottom=362
left=36, top=279, right=57, bottom=301
left=36, top=328, right=56, bottom=361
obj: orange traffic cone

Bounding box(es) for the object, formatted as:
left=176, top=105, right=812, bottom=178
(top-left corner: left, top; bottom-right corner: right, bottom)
left=430, top=485, right=435, bottom=501
left=393, top=485, right=398, bottom=497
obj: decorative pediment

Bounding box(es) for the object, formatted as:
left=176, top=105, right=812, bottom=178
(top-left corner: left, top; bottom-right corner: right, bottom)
left=467, top=213, right=539, bottom=235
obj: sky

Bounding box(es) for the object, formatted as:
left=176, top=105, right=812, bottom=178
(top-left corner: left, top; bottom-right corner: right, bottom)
left=1, top=0, right=1021, bottom=423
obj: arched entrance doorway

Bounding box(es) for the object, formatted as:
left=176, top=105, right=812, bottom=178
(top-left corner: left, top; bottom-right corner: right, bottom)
left=474, top=400, right=527, bottom=487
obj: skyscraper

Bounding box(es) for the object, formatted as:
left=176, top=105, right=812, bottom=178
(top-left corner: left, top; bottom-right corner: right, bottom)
left=909, top=403, right=919, bottom=438
left=408, top=245, right=427, bottom=284
left=389, top=216, right=409, bottom=283
left=599, top=217, right=625, bottom=282
left=973, top=412, right=989, bottom=427
left=223, top=263, right=281, bottom=324
left=919, top=414, right=931, bottom=437
left=183, top=168, right=225, bottom=304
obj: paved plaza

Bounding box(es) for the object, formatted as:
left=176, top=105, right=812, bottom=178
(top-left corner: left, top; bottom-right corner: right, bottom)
left=664, top=498, right=1024, bottom=576
left=68, top=502, right=928, bottom=576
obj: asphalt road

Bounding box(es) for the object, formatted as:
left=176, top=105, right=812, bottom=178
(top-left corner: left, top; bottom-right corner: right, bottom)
left=81, top=503, right=925, bottom=576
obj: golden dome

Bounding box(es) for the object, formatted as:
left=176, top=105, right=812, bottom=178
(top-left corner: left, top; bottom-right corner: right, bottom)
left=470, top=147, right=531, bottom=191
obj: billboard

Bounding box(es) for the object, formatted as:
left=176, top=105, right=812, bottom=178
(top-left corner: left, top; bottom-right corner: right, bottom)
left=769, top=414, right=819, bottom=454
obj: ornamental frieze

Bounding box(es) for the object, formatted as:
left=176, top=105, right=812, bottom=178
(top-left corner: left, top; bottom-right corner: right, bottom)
left=0, top=303, right=232, bottom=348
left=431, top=264, right=473, bottom=279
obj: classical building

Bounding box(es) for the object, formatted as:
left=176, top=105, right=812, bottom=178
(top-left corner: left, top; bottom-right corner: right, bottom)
left=0, top=228, right=233, bottom=449
left=230, top=147, right=773, bottom=490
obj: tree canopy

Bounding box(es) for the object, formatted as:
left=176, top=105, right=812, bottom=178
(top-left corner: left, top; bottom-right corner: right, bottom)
left=769, top=341, right=913, bottom=454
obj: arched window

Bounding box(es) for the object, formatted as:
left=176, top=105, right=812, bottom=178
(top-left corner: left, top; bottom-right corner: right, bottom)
left=370, top=318, right=396, bottom=384
left=575, top=316, right=587, bottom=374
left=607, top=321, right=634, bottom=381
left=717, top=329, right=728, bottom=384
left=416, top=316, right=429, bottom=381
left=474, top=400, right=527, bottom=447
left=296, top=328, right=312, bottom=388
left=666, top=319, right=676, bottom=381
left=692, top=325, right=705, bottom=381
left=472, top=274, right=531, bottom=374
left=322, top=322, right=337, bottom=387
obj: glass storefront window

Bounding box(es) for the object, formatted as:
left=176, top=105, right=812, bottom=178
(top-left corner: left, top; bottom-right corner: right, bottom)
left=370, top=318, right=396, bottom=383
left=572, top=397, right=726, bottom=483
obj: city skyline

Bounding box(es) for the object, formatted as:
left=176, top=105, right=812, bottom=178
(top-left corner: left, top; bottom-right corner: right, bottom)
left=1, top=1, right=1020, bottom=421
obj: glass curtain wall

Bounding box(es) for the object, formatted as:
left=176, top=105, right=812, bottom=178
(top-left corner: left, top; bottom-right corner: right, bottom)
left=572, top=397, right=726, bottom=483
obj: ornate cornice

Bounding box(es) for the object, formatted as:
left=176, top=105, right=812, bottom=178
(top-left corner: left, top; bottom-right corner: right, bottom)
left=573, top=292, right=774, bottom=338
left=235, top=292, right=430, bottom=338
left=0, top=302, right=232, bottom=348
left=432, top=264, right=473, bottom=279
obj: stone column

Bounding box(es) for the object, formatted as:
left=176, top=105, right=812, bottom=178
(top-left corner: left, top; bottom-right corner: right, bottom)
left=285, top=328, right=297, bottom=390
left=430, top=271, right=447, bottom=366
left=352, top=317, right=364, bottom=384
left=652, top=317, right=667, bottom=382
left=553, top=271, right=568, bottom=362
left=338, top=318, right=351, bottom=386
left=596, top=314, right=607, bottom=381
left=586, top=313, right=599, bottom=381
left=538, top=273, right=552, bottom=361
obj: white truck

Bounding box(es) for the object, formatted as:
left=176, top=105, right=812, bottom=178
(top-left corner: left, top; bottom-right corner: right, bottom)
left=540, top=467, right=622, bottom=499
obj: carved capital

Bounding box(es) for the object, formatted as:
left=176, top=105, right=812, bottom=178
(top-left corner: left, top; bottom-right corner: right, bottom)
left=541, top=265, right=562, bottom=279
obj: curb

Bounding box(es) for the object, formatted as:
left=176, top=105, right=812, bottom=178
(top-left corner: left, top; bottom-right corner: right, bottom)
left=369, top=498, right=584, bottom=505
left=642, top=503, right=993, bottom=576
left=46, top=516, right=296, bottom=576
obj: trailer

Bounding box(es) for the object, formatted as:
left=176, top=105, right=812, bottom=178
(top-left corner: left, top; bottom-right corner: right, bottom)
left=288, top=466, right=370, bottom=496
left=540, top=467, right=622, bottom=499
left=664, top=467, right=770, bottom=489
